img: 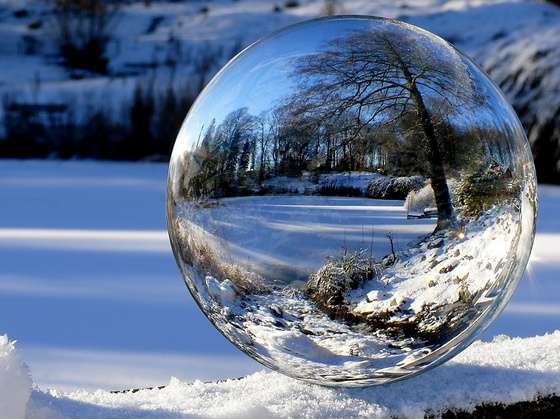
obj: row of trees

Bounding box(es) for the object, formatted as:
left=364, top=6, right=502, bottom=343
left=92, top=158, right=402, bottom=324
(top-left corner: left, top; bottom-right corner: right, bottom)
left=182, top=102, right=513, bottom=204
left=0, top=82, right=194, bottom=160
left=185, top=107, right=393, bottom=199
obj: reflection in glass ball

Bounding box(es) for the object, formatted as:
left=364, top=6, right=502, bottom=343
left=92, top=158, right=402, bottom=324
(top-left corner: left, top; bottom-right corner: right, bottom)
left=167, top=16, right=536, bottom=386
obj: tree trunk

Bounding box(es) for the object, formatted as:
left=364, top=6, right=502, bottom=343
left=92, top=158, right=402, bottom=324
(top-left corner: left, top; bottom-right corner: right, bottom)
left=410, top=83, right=455, bottom=230
left=399, top=74, right=454, bottom=230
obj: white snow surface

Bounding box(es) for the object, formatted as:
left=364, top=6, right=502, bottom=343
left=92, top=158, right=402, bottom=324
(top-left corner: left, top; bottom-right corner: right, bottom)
left=0, top=335, right=31, bottom=419
left=351, top=205, right=519, bottom=320
left=15, top=331, right=560, bottom=418
left=1, top=161, right=560, bottom=416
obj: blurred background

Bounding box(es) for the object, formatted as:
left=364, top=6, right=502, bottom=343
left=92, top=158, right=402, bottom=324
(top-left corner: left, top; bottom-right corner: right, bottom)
left=0, top=0, right=559, bottom=391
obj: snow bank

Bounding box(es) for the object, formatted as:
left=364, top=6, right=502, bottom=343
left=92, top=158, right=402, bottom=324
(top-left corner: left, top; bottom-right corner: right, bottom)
left=29, top=332, right=560, bottom=419
left=0, top=335, right=32, bottom=419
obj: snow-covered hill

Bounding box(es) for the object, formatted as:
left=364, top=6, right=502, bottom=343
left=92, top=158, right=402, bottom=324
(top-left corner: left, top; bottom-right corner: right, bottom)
left=0, top=0, right=559, bottom=178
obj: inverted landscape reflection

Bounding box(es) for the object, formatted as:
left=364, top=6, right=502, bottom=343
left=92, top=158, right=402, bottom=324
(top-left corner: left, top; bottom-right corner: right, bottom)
left=167, top=16, right=536, bottom=386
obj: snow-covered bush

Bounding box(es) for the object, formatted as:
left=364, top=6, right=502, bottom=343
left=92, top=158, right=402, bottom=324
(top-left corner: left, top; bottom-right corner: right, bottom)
left=263, top=172, right=424, bottom=199
left=0, top=335, right=31, bottom=419
left=318, top=171, right=379, bottom=196
left=305, top=250, right=378, bottom=319
left=316, top=172, right=424, bottom=199
left=368, top=175, right=424, bottom=200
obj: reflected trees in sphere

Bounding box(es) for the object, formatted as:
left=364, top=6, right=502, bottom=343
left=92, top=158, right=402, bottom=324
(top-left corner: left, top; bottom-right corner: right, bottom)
left=167, top=16, right=537, bottom=386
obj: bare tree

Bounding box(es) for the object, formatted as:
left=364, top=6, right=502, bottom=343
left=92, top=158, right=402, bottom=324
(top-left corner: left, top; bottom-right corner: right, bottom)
left=255, top=111, right=280, bottom=181
left=50, top=0, right=119, bottom=73
left=290, top=27, right=477, bottom=229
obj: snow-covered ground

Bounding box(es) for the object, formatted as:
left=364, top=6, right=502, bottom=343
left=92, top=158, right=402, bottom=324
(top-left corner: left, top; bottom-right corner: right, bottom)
left=183, top=195, right=435, bottom=282
left=0, top=160, right=558, bottom=388
left=0, top=0, right=558, bottom=415
left=4, top=331, right=560, bottom=418
left=0, top=160, right=260, bottom=392
left=0, top=160, right=559, bottom=416
left=0, top=335, right=31, bottom=419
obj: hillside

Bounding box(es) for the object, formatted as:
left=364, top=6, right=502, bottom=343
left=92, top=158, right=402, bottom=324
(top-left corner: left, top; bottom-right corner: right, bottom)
left=0, top=0, right=559, bottom=180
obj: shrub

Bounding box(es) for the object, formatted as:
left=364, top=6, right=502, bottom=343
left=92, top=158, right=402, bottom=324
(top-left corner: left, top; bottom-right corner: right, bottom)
left=455, top=161, right=517, bottom=217
left=50, top=0, right=119, bottom=74
left=305, top=250, right=378, bottom=310
left=368, top=175, right=424, bottom=200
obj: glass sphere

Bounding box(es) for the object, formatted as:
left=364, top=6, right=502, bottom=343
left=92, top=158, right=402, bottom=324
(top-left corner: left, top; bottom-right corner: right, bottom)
left=167, top=16, right=537, bottom=386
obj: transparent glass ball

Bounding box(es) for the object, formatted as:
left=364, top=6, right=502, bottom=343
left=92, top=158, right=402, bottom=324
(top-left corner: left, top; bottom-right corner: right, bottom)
left=167, top=16, right=537, bottom=386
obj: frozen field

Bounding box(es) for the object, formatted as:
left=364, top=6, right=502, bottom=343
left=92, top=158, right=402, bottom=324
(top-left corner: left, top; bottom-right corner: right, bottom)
left=0, top=160, right=559, bottom=392
left=188, top=195, right=435, bottom=284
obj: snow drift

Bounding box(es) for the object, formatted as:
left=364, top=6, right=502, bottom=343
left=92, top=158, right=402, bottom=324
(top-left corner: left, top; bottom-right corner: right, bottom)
left=0, top=335, right=31, bottom=419
left=9, top=329, right=560, bottom=418
left=20, top=331, right=560, bottom=419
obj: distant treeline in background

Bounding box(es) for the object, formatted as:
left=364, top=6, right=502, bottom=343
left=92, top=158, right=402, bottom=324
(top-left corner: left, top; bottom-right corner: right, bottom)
left=1, top=0, right=559, bottom=184
left=0, top=0, right=242, bottom=161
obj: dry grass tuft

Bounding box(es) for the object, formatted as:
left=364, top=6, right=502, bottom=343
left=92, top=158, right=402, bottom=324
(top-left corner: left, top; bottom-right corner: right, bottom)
left=176, top=220, right=269, bottom=295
